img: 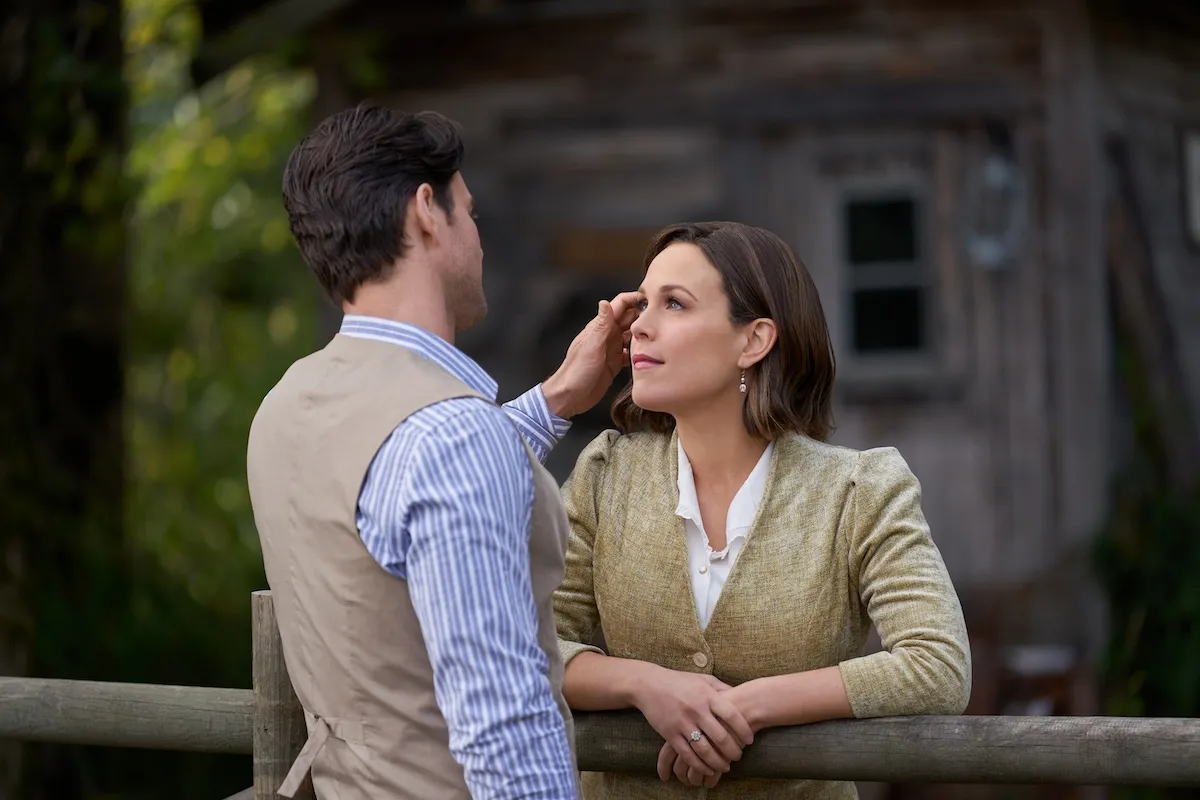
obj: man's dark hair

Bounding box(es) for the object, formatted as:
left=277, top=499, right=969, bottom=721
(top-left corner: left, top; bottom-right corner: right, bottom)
left=282, top=103, right=465, bottom=304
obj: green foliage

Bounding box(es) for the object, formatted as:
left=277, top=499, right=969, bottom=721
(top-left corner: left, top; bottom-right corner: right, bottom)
left=124, top=0, right=318, bottom=630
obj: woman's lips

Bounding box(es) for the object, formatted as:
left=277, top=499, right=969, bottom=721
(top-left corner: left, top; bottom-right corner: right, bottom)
left=631, top=354, right=664, bottom=370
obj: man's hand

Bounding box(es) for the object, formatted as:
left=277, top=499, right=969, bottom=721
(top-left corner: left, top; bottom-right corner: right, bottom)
left=541, top=291, right=640, bottom=420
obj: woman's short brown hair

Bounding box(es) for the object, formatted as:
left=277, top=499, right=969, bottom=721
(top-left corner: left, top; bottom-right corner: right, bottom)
left=611, top=221, right=836, bottom=441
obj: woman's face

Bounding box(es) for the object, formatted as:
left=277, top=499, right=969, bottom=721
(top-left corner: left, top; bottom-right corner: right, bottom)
left=629, top=242, right=747, bottom=417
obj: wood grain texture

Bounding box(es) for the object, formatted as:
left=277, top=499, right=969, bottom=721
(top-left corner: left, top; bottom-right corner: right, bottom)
left=0, top=677, right=251, bottom=753
left=252, top=590, right=312, bottom=800
left=575, top=710, right=1200, bottom=786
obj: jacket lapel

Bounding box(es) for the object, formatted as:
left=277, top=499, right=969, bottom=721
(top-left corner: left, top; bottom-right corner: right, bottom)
left=595, top=430, right=707, bottom=662
left=702, top=433, right=803, bottom=634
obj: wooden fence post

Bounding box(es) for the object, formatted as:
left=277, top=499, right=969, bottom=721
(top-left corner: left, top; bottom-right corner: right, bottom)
left=252, top=590, right=311, bottom=800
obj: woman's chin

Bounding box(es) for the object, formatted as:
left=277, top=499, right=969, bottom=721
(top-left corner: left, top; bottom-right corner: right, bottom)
left=630, top=386, right=675, bottom=416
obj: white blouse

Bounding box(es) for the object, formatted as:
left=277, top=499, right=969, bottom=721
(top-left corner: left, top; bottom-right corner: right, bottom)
left=676, top=439, right=775, bottom=629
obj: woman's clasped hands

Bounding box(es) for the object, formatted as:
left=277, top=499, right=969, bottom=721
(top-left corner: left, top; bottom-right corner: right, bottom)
left=630, top=664, right=756, bottom=789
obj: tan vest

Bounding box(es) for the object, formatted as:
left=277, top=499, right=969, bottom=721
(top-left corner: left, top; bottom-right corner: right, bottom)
left=246, top=334, right=576, bottom=799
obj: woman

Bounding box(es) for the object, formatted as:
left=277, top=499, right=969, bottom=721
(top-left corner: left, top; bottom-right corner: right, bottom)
left=554, top=221, right=970, bottom=799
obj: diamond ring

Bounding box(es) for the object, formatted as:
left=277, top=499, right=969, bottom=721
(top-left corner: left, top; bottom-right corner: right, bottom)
left=689, top=730, right=703, bottom=742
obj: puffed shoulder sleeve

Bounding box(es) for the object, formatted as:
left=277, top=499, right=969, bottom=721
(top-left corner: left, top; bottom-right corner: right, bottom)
left=837, top=447, right=972, bottom=718
left=553, top=429, right=622, bottom=667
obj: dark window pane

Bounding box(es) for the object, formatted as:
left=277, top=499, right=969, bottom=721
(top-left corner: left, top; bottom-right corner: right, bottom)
left=846, top=197, right=918, bottom=264
left=852, top=288, right=925, bottom=353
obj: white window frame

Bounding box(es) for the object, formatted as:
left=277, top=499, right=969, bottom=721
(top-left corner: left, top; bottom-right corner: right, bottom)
left=836, top=178, right=940, bottom=386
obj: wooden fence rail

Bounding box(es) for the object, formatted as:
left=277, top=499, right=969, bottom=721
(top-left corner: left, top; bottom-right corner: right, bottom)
left=575, top=712, right=1200, bottom=786
left=0, top=677, right=252, bottom=753
left=2, top=589, right=1200, bottom=798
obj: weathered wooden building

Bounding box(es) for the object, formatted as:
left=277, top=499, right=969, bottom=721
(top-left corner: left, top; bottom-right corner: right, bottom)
left=195, top=0, right=1200, bottom=733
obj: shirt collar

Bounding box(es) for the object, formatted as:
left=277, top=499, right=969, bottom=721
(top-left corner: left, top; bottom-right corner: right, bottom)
left=676, top=439, right=775, bottom=538
left=339, top=315, right=498, bottom=400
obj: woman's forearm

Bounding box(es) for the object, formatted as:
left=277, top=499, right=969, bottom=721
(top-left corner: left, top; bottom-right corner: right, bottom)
left=728, top=666, right=853, bottom=731
left=562, top=651, right=662, bottom=711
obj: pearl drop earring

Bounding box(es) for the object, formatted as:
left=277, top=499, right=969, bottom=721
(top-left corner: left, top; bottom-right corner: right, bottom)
left=739, top=370, right=747, bottom=394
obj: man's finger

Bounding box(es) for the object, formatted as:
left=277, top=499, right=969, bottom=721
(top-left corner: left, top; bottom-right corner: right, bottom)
left=607, top=291, right=641, bottom=326
left=594, top=298, right=636, bottom=335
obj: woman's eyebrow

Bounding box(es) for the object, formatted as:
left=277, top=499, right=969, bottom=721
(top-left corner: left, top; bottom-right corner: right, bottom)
left=657, top=283, right=697, bottom=301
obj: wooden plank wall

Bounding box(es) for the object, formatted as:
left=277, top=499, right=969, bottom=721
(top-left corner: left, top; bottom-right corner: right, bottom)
left=1035, top=0, right=1110, bottom=653
left=364, top=0, right=1058, bottom=601
left=1098, top=21, right=1200, bottom=445
left=325, top=0, right=1148, bottom=657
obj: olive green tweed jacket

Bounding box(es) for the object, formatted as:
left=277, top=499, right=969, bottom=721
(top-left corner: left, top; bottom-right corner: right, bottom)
left=555, top=429, right=971, bottom=800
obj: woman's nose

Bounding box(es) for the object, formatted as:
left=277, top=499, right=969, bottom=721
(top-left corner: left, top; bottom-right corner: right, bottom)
left=630, top=309, right=651, bottom=338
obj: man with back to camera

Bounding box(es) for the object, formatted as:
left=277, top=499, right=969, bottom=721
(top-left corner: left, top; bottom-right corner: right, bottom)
left=245, top=103, right=638, bottom=799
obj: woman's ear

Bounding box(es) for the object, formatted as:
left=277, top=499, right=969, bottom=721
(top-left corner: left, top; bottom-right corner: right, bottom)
left=738, top=318, right=777, bottom=369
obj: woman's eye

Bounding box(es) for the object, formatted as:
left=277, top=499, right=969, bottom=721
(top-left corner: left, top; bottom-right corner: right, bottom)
left=634, top=296, right=682, bottom=311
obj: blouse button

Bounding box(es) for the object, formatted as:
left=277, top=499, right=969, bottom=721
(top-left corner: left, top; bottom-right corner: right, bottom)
left=698, top=565, right=708, bottom=574
left=692, top=652, right=709, bottom=668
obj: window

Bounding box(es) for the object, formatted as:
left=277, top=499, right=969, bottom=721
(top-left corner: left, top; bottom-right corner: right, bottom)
left=842, top=194, right=928, bottom=356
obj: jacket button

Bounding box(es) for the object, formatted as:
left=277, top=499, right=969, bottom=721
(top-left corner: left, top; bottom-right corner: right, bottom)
left=692, top=652, right=708, bottom=668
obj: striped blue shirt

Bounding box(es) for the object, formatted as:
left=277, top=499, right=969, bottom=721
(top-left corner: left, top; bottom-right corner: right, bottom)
left=342, top=315, right=578, bottom=799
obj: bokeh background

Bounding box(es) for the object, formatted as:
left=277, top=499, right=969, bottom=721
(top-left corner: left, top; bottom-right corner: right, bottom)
left=4, top=0, right=1200, bottom=798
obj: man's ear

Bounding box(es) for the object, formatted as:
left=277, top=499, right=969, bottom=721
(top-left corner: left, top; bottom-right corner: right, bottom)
left=737, top=318, right=777, bottom=369
left=410, top=183, right=438, bottom=238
